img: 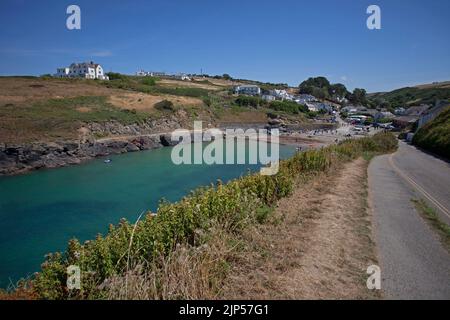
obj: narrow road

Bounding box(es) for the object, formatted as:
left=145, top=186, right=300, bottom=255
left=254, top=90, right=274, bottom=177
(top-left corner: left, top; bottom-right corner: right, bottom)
left=369, top=141, right=450, bottom=299
left=390, top=141, right=450, bottom=223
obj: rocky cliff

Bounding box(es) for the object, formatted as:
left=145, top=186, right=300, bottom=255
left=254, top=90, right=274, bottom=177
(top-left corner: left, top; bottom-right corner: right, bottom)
left=0, top=134, right=180, bottom=176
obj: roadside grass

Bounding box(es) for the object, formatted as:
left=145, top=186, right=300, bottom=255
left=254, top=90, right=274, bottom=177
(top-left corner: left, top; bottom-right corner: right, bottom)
left=412, top=199, right=450, bottom=252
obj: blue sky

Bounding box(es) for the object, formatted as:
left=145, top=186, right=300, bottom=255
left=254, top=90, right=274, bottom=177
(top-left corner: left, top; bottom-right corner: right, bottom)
left=0, top=0, right=449, bottom=92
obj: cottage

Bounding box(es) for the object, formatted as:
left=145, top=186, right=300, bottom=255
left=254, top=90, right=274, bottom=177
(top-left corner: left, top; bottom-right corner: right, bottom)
left=55, top=61, right=109, bottom=80
left=136, top=70, right=166, bottom=77
left=394, top=107, right=406, bottom=115
left=270, top=89, right=292, bottom=100
left=374, top=111, right=395, bottom=122
left=261, top=94, right=276, bottom=102
left=173, top=73, right=191, bottom=81
left=295, top=94, right=317, bottom=104
left=234, top=85, right=261, bottom=96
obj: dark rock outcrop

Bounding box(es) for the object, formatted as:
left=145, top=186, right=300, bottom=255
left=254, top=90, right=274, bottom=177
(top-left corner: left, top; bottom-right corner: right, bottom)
left=0, top=134, right=178, bottom=176
left=0, top=111, right=198, bottom=176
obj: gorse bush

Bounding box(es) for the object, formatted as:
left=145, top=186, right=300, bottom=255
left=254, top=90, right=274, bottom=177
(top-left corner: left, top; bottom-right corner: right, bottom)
left=269, top=100, right=308, bottom=114
left=235, top=95, right=264, bottom=108
left=154, top=100, right=175, bottom=112
left=141, top=77, right=156, bottom=86
left=30, top=133, right=397, bottom=299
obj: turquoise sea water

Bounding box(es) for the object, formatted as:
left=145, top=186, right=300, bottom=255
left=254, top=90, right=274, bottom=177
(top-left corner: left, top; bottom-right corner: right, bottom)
left=0, top=143, right=295, bottom=287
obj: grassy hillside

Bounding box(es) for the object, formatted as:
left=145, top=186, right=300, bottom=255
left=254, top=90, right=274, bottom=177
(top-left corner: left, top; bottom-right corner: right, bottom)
left=369, top=81, right=450, bottom=108
left=0, top=77, right=210, bottom=143
left=413, top=106, right=450, bottom=159
left=0, top=76, right=312, bottom=144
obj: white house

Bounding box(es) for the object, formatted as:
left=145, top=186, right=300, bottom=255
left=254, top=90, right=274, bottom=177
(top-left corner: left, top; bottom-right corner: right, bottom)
left=394, top=107, right=406, bottom=115
left=306, top=102, right=318, bottom=112
left=136, top=70, right=147, bottom=76
left=270, top=89, right=289, bottom=99
left=55, top=62, right=109, bottom=80
left=173, top=73, right=191, bottom=81
left=136, top=70, right=166, bottom=77
left=374, top=111, right=395, bottom=122
left=307, top=102, right=333, bottom=113
left=295, top=94, right=317, bottom=104
left=262, top=94, right=276, bottom=102
left=234, top=85, right=261, bottom=96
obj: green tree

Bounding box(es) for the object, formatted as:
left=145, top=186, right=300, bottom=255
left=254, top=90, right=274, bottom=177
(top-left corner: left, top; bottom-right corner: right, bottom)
left=329, top=83, right=348, bottom=99
left=298, top=77, right=332, bottom=99
left=350, top=88, right=368, bottom=105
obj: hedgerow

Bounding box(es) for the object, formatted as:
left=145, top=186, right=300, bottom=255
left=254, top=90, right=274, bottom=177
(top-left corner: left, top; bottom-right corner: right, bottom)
left=29, top=132, right=397, bottom=299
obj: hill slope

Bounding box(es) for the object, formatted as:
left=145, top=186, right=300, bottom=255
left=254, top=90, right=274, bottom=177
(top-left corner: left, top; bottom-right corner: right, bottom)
left=413, top=106, right=450, bottom=159
left=369, top=81, right=450, bottom=108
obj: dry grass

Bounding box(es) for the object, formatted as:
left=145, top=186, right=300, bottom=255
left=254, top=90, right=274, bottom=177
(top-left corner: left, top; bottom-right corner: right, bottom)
left=216, top=110, right=269, bottom=124
left=0, top=77, right=124, bottom=106
left=413, top=81, right=450, bottom=90
left=0, top=77, right=205, bottom=112
left=103, top=228, right=233, bottom=300
left=108, top=92, right=203, bottom=111
left=192, top=77, right=244, bottom=87
left=158, top=79, right=221, bottom=91
left=220, top=158, right=380, bottom=299
left=101, top=158, right=381, bottom=300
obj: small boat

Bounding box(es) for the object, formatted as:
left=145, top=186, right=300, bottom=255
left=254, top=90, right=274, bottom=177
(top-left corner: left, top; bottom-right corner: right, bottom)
left=104, top=159, right=112, bottom=164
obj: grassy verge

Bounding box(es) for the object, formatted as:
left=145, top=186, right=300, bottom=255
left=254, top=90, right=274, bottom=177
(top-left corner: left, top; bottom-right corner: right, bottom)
left=412, top=199, right=450, bottom=252
left=3, top=133, right=397, bottom=299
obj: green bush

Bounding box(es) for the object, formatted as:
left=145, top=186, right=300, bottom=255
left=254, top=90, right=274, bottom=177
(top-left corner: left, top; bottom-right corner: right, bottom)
left=141, top=77, right=156, bottom=86
left=153, top=86, right=209, bottom=98
left=106, top=72, right=128, bottom=81
left=30, top=133, right=397, bottom=299
left=154, top=100, right=175, bottom=112
left=269, top=100, right=308, bottom=114
left=235, top=95, right=264, bottom=108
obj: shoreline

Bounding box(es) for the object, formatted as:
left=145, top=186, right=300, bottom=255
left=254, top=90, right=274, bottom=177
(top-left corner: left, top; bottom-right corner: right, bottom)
left=0, top=126, right=341, bottom=177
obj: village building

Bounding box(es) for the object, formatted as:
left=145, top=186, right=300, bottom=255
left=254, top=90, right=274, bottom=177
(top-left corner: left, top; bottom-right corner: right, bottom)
left=234, top=85, right=261, bottom=96
left=55, top=62, right=109, bottom=80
